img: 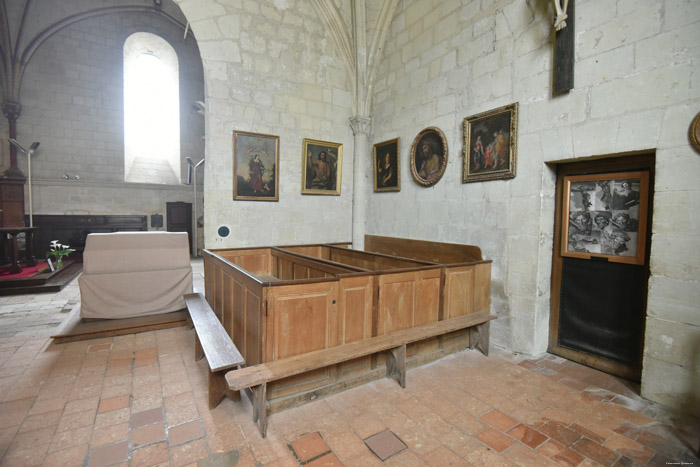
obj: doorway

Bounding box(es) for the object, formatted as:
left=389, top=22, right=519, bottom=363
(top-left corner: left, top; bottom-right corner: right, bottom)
left=166, top=202, right=192, bottom=255
left=549, top=153, right=654, bottom=381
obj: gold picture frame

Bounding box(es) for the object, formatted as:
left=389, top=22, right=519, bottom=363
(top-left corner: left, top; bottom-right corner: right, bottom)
left=690, top=111, right=700, bottom=153
left=301, top=138, right=342, bottom=195
left=462, top=103, right=518, bottom=183
left=373, top=138, right=400, bottom=192
left=561, top=171, right=650, bottom=265
left=233, top=130, right=279, bottom=201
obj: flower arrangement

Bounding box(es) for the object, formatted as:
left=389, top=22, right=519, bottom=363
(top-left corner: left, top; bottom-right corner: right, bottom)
left=46, top=240, right=75, bottom=268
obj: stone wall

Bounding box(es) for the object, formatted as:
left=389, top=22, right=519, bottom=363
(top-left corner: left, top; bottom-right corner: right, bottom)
left=180, top=0, right=355, bottom=248
left=367, top=0, right=699, bottom=413
left=7, top=7, right=205, bottom=247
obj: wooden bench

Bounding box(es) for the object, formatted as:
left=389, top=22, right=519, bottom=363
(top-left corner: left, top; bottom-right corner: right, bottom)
left=184, top=293, right=245, bottom=409
left=226, top=311, right=495, bottom=437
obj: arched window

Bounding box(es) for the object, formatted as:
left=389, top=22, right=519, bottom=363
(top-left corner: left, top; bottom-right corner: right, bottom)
left=123, top=32, right=180, bottom=184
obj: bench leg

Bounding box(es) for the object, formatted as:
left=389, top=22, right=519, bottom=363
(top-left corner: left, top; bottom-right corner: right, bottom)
left=208, top=370, right=241, bottom=410
left=386, top=344, right=406, bottom=388
left=252, top=383, right=268, bottom=438
left=194, top=334, right=204, bottom=361
left=469, top=321, right=490, bottom=356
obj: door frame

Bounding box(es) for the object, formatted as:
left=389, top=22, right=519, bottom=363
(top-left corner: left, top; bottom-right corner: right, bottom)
left=548, top=151, right=655, bottom=381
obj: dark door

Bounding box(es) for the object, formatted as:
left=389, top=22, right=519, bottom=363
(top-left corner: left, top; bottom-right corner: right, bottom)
left=549, top=153, right=654, bottom=381
left=166, top=202, right=192, bottom=255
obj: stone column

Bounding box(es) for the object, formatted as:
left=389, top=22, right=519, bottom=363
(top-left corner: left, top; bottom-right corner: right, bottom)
left=349, top=115, right=371, bottom=250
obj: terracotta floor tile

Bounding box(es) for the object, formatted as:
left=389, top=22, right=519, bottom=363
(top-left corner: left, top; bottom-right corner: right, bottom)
left=421, top=446, right=465, bottom=466
left=572, top=437, right=620, bottom=466
left=539, top=421, right=583, bottom=447
left=604, top=433, right=654, bottom=465
left=98, top=395, right=130, bottom=414
left=43, top=443, right=89, bottom=467
left=552, top=447, right=586, bottom=466
left=290, top=431, right=331, bottom=463
left=90, top=422, right=130, bottom=448
left=88, top=344, right=112, bottom=353
left=570, top=420, right=612, bottom=444
left=57, top=410, right=96, bottom=433
left=87, top=440, right=129, bottom=467
left=132, top=421, right=166, bottom=448
left=168, top=420, right=203, bottom=446
left=129, top=441, right=170, bottom=466
left=508, top=423, right=549, bottom=449
left=27, top=397, right=66, bottom=416
left=170, top=438, right=209, bottom=467
left=64, top=396, right=100, bottom=415
left=94, top=407, right=131, bottom=430
left=474, top=427, right=517, bottom=453
left=49, top=425, right=93, bottom=453
left=18, top=408, right=62, bottom=433
left=306, top=452, right=343, bottom=466
left=480, top=409, right=519, bottom=432
left=131, top=407, right=164, bottom=428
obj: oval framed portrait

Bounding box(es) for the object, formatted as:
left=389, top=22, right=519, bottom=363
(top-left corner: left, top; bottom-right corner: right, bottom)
left=410, top=126, right=448, bottom=187
left=691, top=111, right=700, bottom=153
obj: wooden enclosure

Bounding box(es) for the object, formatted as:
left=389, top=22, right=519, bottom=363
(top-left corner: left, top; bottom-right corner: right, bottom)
left=203, top=235, right=491, bottom=411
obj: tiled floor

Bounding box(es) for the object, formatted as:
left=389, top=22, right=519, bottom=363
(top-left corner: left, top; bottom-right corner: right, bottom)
left=0, top=260, right=698, bottom=466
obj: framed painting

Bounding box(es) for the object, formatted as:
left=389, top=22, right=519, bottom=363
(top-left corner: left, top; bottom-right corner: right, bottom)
left=373, top=138, right=400, bottom=192
left=233, top=130, right=279, bottom=201
left=409, top=127, right=448, bottom=187
left=462, top=102, right=518, bottom=183
left=561, top=171, right=650, bottom=265
left=302, top=138, right=342, bottom=195
left=690, top=111, right=700, bottom=153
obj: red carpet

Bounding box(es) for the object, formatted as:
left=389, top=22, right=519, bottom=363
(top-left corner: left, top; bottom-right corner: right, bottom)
left=0, top=261, right=51, bottom=279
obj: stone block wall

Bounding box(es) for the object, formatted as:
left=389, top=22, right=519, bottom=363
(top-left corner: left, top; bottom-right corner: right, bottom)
left=367, top=0, right=700, bottom=413
left=5, top=6, right=206, bottom=249
left=182, top=0, right=355, bottom=248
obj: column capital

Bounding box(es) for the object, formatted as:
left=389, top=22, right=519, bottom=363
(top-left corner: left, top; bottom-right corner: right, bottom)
left=349, top=116, right=371, bottom=136
left=2, top=101, right=22, bottom=122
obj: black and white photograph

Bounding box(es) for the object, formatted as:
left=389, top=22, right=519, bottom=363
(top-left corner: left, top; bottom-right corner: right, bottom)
left=562, top=172, right=649, bottom=265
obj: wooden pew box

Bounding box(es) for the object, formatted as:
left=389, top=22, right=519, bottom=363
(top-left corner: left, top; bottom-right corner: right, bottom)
left=203, top=235, right=491, bottom=413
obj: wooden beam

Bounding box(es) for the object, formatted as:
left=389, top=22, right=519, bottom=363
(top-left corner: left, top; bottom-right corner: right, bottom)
left=554, top=0, right=575, bottom=95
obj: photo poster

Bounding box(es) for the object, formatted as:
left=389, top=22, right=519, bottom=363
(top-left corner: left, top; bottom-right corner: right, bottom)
left=563, top=172, right=649, bottom=265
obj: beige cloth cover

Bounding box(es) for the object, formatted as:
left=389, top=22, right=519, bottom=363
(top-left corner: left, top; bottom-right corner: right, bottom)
left=79, top=231, right=193, bottom=319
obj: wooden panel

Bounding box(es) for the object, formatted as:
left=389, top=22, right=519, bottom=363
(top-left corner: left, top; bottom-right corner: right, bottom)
left=377, top=271, right=417, bottom=335
left=223, top=273, right=233, bottom=334
left=473, top=263, right=491, bottom=314
left=293, top=263, right=308, bottom=279
left=444, top=266, right=475, bottom=319
left=266, top=282, right=340, bottom=397
left=415, top=269, right=441, bottom=326
left=365, top=235, right=483, bottom=263
left=338, top=276, right=373, bottom=343
left=330, top=247, right=429, bottom=270
left=277, top=257, right=294, bottom=280
left=214, top=267, right=223, bottom=321
left=245, top=288, right=262, bottom=366
left=233, top=278, right=246, bottom=359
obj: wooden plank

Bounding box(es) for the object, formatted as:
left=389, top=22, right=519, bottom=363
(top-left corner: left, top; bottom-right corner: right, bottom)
left=365, top=235, right=483, bottom=263
left=184, top=293, right=244, bottom=372
left=51, top=305, right=187, bottom=344
left=554, top=0, right=575, bottom=94
left=226, top=312, right=495, bottom=391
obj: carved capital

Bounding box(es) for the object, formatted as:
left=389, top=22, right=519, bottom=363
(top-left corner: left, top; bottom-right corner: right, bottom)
left=2, top=101, right=22, bottom=122
left=349, top=116, right=371, bottom=136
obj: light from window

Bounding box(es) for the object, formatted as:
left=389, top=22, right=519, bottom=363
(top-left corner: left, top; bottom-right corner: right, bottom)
left=124, top=33, right=180, bottom=184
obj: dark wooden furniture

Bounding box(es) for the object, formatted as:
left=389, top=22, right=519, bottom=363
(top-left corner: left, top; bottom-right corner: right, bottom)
left=0, top=226, right=38, bottom=273
left=184, top=293, right=245, bottom=409
left=30, top=215, right=147, bottom=256
left=227, top=311, right=495, bottom=437
left=0, top=178, right=26, bottom=227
